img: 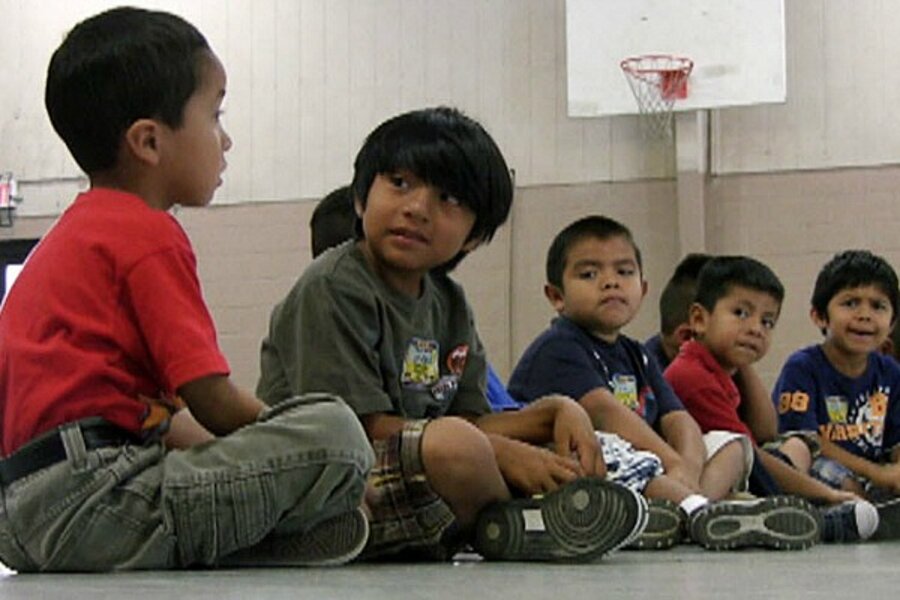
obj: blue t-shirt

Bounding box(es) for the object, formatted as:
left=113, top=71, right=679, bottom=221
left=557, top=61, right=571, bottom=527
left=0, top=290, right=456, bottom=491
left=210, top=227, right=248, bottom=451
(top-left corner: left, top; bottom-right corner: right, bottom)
left=487, top=363, right=522, bottom=411
left=773, top=345, right=900, bottom=461
left=508, top=316, right=684, bottom=429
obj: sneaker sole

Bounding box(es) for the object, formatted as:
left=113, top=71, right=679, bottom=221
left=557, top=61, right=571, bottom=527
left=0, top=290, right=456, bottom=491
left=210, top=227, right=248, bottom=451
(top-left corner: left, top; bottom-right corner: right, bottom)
left=473, top=477, right=643, bottom=562
left=691, top=496, right=821, bottom=551
left=626, top=498, right=683, bottom=550
left=222, top=507, right=369, bottom=567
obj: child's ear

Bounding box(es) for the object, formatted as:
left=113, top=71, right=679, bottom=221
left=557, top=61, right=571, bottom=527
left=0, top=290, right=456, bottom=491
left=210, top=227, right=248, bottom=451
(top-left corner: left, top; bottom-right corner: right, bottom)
left=123, top=119, right=162, bottom=166
left=810, top=306, right=829, bottom=334
left=544, top=283, right=565, bottom=312
left=353, top=194, right=364, bottom=218
left=641, top=279, right=649, bottom=299
left=688, top=302, right=708, bottom=338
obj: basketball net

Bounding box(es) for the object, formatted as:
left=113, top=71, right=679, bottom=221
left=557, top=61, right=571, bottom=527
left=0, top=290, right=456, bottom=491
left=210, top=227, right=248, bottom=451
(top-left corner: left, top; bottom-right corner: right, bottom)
left=621, top=55, right=693, bottom=140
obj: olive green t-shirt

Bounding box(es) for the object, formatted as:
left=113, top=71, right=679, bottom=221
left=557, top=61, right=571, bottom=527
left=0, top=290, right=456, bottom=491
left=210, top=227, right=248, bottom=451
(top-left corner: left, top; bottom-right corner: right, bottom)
left=257, top=241, right=489, bottom=419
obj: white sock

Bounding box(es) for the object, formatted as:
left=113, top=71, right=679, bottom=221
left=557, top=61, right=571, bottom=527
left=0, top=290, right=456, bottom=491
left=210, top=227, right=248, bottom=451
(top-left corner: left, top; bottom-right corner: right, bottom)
left=679, top=494, right=709, bottom=517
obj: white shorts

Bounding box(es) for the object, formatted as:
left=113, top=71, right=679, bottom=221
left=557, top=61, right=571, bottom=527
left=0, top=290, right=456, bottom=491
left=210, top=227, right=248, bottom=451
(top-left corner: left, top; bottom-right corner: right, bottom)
left=703, top=430, right=754, bottom=492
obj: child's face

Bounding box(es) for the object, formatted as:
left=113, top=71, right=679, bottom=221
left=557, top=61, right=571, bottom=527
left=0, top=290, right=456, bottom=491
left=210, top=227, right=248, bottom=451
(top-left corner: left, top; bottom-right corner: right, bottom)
left=812, top=284, right=894, bottom=359
left=545, top=235, right=646, bottom=343
left=159, top=51, right=232, bottom=208
left=690, top=285, right=780, bottom=372
left=356, top=169, right=478, bottom=295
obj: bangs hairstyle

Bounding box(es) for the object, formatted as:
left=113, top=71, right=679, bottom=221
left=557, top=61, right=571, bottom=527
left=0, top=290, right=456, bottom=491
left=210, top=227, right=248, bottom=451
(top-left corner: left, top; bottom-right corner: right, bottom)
left=811, top=250, right=900, bottom=322
left=545, top=215, right=643, bottom=290
left=45, top=7, right=209, bottom=174
left=694, top=256, right=784, bottom=313
left=351, top=107, right=513, bottom=246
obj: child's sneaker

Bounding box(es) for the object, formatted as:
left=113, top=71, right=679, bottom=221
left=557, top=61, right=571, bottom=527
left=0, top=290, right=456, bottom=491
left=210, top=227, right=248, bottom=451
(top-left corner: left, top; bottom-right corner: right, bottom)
left=872, top=497, right=900, bottom=541
left=221, top=506, right=369, bottom=567
left=821, top=500, right=879, bottom=543
left=473, top=477, right=646, bottom=562
left=689, top=496, right=821, bottom=551
left=625, top=498, right=685, bottom=550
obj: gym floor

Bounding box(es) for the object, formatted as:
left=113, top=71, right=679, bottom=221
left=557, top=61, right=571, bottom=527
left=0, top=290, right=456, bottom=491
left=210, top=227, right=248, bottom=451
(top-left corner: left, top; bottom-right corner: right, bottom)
left=1, top=542, right=894, bottom=599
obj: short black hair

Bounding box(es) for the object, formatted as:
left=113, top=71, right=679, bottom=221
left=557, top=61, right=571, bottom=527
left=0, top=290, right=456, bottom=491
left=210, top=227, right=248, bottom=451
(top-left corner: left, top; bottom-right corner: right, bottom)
left=659, top=253, right=713, bottom=334
left=811, top=250, right=899, bottom=323
left=45, top=7, right=210, bottom=174
left=694, top=256, right=784, bottom=313
left=310, top=185, right=355, bottom=258
left=545, top=215, right=643, bottom=290
left=350, top=107, right=513, bottom=270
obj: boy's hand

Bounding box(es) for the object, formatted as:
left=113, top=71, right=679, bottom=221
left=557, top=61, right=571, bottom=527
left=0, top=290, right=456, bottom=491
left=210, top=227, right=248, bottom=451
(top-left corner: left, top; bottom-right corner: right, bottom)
left=551, top=398, right=607, bottom=478
left=493, top=436, right=583, bottom=495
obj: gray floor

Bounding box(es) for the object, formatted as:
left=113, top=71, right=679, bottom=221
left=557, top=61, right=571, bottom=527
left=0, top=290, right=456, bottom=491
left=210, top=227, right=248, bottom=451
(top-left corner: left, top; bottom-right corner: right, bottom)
left=2, top=542, right=897, bottom=599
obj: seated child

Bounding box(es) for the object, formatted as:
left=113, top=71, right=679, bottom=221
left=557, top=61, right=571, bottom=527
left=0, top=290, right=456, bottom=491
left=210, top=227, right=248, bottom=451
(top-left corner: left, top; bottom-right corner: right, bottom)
left=309, top=184, right=522, bottom=412
left=666, top=255, right=877, bottom=543
left=259, top=107, right=645, bottom=562
left=645, top=253, right=712, bottom=370
left=0, top=7, right=373, bottom=572
left=773, top=249, right=900, bottom=538
left=508, top=215, right=819, bottom=551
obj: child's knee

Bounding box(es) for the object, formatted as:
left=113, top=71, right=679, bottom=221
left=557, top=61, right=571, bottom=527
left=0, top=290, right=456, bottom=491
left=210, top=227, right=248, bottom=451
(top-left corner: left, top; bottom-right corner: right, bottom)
left=421, top=417, right=494, bottom=480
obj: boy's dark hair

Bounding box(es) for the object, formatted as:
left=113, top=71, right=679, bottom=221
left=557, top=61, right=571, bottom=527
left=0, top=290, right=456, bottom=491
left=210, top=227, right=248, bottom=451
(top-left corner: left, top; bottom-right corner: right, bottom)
left=45, top=7, right=210, bottom=174
left=310, top=185, right=355, bottom=258
left=659, top=253, right=712, bottom=334
left=694, top=256, right=784, bottom=313
left=350, top=107, right=513, bottom=270
left=811, top=250, right=900, bottom=324
left=545, top=215, right=643, bottom=290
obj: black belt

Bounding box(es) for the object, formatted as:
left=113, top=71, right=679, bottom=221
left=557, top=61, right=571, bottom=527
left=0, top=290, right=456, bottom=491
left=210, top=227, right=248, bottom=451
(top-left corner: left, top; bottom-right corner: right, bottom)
left=0, top=421, right=138, bottom=486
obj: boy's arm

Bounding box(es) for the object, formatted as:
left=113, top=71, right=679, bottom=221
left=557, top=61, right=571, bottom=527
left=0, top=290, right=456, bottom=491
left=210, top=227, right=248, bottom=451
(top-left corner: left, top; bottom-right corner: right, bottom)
left=361, top=412, right=406, bottom=441
left=758, top=448, right=857, bottom=504
left=820, top=438, right=900, bottom=494
left=735, top=365, right=778, bottom=443
left=579, top=388, right=690, bottom=486
left=657, top=410, right=706, bottom=487
left=475, top=395, right=604, bottom=478
left=484, top=432, right=584, bottom=495
left=178, top=374, right=266, bottom=436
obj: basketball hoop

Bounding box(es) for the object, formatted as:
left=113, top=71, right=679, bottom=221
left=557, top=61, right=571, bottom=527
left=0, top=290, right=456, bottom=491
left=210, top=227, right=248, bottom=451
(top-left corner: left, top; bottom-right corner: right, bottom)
left=620, top=55, right=693, bottom=139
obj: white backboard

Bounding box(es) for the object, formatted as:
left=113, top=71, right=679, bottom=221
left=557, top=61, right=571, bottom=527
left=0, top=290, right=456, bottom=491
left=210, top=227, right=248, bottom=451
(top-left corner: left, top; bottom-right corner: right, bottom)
left=566, top=0, right=786, bottom=118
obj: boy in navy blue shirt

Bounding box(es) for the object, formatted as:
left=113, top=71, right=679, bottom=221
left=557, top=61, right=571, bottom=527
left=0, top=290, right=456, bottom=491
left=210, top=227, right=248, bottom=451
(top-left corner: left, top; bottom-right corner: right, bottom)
left=774, top=250, right=900, bottom=538
left=510, top=215, right=822, bottom=550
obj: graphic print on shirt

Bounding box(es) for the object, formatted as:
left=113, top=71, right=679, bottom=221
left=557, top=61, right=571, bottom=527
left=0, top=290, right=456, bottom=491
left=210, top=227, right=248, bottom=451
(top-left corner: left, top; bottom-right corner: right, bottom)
left=818, top=388, right=889, bottom=455
left=612, top=373, right=649, bottom=418
left=401, top=337, right=440, bottom=390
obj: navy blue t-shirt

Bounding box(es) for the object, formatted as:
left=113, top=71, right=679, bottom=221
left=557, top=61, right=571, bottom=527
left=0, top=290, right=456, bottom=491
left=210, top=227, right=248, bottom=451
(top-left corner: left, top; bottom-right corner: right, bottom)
left=508, top=316, right=684, bottom=430
left=774, top=344, right=900, bottom=461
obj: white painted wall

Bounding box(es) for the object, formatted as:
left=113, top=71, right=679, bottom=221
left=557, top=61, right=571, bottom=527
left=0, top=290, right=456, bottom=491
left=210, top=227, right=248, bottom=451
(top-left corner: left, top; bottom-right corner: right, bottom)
left=3, top=0, right=900, bottom=216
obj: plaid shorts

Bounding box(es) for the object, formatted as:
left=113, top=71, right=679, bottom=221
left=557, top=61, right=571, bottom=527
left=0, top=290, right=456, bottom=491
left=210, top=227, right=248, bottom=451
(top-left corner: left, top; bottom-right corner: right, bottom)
left=362, top=419, right=460, bottom=561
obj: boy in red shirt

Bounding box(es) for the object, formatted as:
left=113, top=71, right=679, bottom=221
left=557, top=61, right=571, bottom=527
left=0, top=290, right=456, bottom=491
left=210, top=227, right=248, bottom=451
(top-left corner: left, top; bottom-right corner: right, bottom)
left=0, top=7, right=372, bottom=572
left=666, top=255, right=877, bottom=543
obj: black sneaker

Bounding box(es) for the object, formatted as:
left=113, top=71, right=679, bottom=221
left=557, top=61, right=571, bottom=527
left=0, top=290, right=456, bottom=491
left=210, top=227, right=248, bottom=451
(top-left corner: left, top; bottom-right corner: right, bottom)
left=690, top=496, right=821, bottom=551
left=873, top=497, right=900, bottom=541
left=821, top=501, right=879, bottom=543
left=221, top=507, right=370, bottom=567
left=473, top=477, right=645, bottom=562
left=625, top=498, right=685, bottom=550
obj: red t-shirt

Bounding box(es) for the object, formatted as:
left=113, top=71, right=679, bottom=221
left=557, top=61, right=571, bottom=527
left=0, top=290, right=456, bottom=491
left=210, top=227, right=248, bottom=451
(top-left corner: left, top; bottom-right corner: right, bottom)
left=663, top=339, right=753, bottom=439
left=0, top=188, right=229, bottom=454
